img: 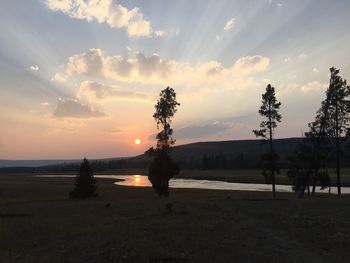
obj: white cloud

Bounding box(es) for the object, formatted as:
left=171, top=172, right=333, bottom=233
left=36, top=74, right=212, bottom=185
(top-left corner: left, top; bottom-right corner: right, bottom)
left=154, top=30, right=167, bottom=38
left=65, top=48, right=174, bottom=83
left=41, top=102, right=50, bottom=106
left=67, top=48, right=104, bottom=76
left=78, top=80, right=151, bottom=102
left=300, top=81, right=326, bottom=93
left=46, top=0, right=151, bottom=37
left=216, top=35, right=220, bottom=41
left=63, top=48, right=270, bottom=91
left=30, top=65, right=39, bottom=71
left=224, top=17, right=235, bottom=31
left=284, top=57, right=291, bottom=63
left=278, top=81, right=327, bottom=96
left=53, top=98, right=106, bottom=119
left=232, top=55, right=270, bottom=75
left=51, top=73, right=67, bottom=82
left=312, top=67, right=319, bottom=73
left=298, top=53, right=308, bottom=60
left=268, top=0, right=283, bottom=7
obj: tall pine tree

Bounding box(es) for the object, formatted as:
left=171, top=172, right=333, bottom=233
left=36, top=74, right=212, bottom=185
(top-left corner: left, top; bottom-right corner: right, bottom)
left=146, top=87, right=180, bottom=197
left=253, top=84, right=282, bottom=197
left=321, top=67, right=350, bottom=195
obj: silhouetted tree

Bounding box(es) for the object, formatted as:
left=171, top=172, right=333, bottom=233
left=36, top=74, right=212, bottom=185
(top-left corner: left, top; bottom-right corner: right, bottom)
left=146, top=87, right=180, bottom=197
left=287, top=139, right=330, bottom=197
left=303, top=114, right=332, bottom=195
left=253, top=84, right=282, bottom=197
left=320, top=67, right=350, bottom=195
left=69, top=158, right=97, bottom=198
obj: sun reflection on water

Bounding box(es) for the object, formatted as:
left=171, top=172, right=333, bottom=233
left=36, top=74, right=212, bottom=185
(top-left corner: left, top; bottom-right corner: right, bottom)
left=132, top=175, right=146, bottom=186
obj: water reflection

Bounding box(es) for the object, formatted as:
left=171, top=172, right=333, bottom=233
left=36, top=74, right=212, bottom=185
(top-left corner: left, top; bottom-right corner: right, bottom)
left=109, top=175, right=350, bottom=194
left=132, top=174, right=148, bottom=186
left=35, top=175, right=350, bottom=194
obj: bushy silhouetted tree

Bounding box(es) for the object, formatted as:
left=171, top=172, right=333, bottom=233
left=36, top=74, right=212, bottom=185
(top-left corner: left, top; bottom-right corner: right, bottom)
left=253, top=84, right=282, bottom=197
left=69, top=158, right=97, bottom=198
left=146, top=87, right=180, bottom=197
left=320, top=67, right=350, bottom=195
left=287, top=139, right=330, bottom=197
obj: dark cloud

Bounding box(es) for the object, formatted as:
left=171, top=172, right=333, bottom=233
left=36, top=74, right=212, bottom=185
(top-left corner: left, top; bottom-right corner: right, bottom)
left=149, top=122, right=232, bottom=140
left=53, top=98, right=106, bottom=119
left=174, top=122, right=231, bottom=139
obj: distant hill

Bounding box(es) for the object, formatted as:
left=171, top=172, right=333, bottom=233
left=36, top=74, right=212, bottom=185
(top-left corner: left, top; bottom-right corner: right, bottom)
left=0, top=159, right=81, bottom=168
left=1, top=137, right=349, bottom=173
left=131, top=137, right=306, bottom=169
left=0, top=157, right=124, bottom=168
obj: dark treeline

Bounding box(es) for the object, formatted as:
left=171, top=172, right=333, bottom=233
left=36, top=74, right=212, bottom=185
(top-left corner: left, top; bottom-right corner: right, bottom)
left=1, top=143, right=349, bottom=175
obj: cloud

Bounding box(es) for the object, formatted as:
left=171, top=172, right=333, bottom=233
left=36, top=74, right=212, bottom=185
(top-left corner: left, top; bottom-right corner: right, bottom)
left=154, top=30, right=167, bottom=38
left=268, top=0, right=283, bottom=7
left=312, top=67, right=319, bottom=73
left=64, top=49, right=270, bottom=89
left=30, top=65, right=39, bottom=71
left=224, top=17, right=235, bottom=31
left=278, top=81, right=327, bottom=96
left=232, top=55, right=270, bottom=75
left=78, top=80, right=151, bottom=102
left=284, top=57, right=290, bottom=63
left=298, top=53, right=308, bottom=60
left=46, top=0, right=151, bottom=37
left=174, top=122, right=232, bottom=139
left=53, top=98, right=106, bottom=118
left=65, top=48, right=174, bottom=83
left=67, top=48, right=104, bottom=76
left=41, top=102, right=50, bottom=106
left=51, top=73, right=67, bottom=82
left=300, top=81, right=326, bottom=93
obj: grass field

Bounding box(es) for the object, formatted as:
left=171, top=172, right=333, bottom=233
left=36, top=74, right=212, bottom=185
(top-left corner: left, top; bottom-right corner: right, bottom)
left=1, top=174, right=350, bottom=262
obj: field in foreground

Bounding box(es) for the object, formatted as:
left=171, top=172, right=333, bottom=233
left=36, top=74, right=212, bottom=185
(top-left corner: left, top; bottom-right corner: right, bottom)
left=1, top=175, right=350, bottom=262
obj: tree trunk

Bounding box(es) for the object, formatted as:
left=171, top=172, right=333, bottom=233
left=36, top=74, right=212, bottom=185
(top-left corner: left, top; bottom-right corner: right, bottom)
left=269, top=113, right=276, bottom=198
left=335, top=90, right=341, bottom=195
left=312, top=172, right=316, bottom=196
left=312, top=185, right=316, bottom=195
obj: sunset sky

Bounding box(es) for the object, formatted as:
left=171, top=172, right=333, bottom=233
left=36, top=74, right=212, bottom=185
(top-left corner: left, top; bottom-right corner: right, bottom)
left=1, top=0, right=350, bottom=159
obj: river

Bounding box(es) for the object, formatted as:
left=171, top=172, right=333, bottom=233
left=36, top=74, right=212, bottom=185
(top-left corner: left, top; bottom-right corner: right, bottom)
left=36, top=174, right=350, bottom=194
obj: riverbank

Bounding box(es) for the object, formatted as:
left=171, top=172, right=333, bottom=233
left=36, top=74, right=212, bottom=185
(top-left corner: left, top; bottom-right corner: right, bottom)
left=1, top=175, right=350, bottom=262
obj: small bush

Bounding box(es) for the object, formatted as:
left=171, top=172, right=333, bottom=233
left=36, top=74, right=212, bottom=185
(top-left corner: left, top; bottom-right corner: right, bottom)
left=69, top=158, right=97, bottom=199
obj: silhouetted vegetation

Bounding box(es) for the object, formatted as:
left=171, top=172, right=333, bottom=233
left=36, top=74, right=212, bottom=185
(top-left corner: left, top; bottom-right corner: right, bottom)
left=319, top=67, right=350, bottom=195
left=287, top=139, right=330, bottom=197
left=69, top=158, right=97, bottom=199
left=253, top=84, right=282, bottom=197
left=288, top=67, right=350, bottom=196
left=146, top=87, right=180, bottom=197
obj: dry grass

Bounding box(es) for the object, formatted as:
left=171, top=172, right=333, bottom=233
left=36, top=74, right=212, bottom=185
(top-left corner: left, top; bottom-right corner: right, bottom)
left=1, top=174, right=350, bottom=262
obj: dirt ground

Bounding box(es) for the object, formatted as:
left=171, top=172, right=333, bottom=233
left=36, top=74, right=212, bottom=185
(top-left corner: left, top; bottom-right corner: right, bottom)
left=1, top=175, right=350, bottom=262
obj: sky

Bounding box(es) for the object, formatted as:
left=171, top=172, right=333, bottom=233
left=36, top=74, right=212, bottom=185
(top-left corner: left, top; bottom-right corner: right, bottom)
left=0, top=0, right=350, bottom=159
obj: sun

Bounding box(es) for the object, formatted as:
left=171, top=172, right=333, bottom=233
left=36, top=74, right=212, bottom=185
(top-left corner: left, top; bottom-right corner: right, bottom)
left=134, top=138, right=141, bottom=145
